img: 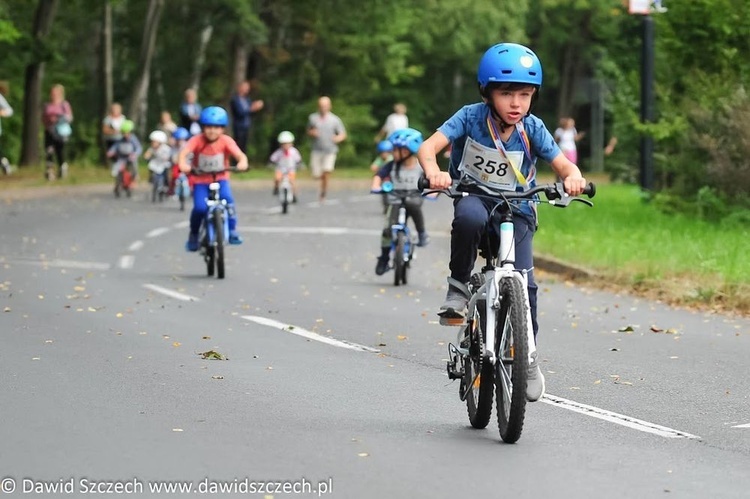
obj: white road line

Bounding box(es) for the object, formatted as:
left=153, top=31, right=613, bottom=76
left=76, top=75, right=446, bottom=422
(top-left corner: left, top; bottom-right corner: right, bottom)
left=4, top=258, right=111, bottom=271
left=542, top=394, right=700, bottom=439
left=241, top=315, right=380, bottom=353
left=118, top=255, right=135, bottom=269
left=128, top=240, right=144, bottom=252
left=732, top=423, right=750, bottom=428
left=173, top=221, right=189, bottom=229
left=142, top=284, right=200, bottom=302
left=146, top=227, right=170, bottom=238
left=238, top=226, right=449, bottom=238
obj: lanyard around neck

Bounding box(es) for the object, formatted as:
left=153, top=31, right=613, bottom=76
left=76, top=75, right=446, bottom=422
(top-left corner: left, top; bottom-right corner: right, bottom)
left=486, top=116, right=536, bottom=187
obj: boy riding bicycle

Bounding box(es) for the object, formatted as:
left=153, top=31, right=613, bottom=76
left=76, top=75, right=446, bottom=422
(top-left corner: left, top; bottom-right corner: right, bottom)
left=417, top=43, right=587, bottom=402
left=107, top=119, right=141, bottom=195
left=372, top=127, right=430, bottom=276
left=178, top=106, right=248, bottom=251
left=269, top=131, right=302, bottom=202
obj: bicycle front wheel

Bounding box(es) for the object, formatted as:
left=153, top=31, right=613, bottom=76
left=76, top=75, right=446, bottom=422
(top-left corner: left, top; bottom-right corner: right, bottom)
left=393, top=232, right=405, bottom=286
left=214, top=210, right=225, bottom=279
left=495, top=277, right=529, bottom=443
left=462, top=300, right=493, bottom=429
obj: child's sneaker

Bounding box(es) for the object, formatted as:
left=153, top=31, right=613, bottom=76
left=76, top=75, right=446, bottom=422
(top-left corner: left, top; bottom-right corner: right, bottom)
left=229, top=231, right=243, bottom=245
left=375, top=256, right=390, bottom=276
left=185, top=233, right=199, bottom=252
left=417, top=232, right=430, bottom=247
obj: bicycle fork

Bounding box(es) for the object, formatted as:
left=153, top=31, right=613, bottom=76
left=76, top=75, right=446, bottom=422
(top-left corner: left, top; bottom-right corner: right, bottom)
left=483, top=220, right=537, bottom=366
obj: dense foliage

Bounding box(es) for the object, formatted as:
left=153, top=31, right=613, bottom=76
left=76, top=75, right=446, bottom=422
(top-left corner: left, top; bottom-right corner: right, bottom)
left=1, top=0, right=749, bottom=212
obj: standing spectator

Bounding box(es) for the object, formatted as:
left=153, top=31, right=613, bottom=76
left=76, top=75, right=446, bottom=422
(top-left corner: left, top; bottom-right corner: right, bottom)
left=374, top=102, right=408, bottom=142
left=230, top=80, right=264, bottom=155
left=306, top=96, right=347, bottom=202
left=42, top=84, right=73, bottom=179
left=553, top=117, right=585, bottom=165
left=179, top=88, right=202, bottom=136
left=0, top=81, right=13, bottom=175
left=157, top=110, right=178, bottom=137
left=102, top=102, right=126, bottom=159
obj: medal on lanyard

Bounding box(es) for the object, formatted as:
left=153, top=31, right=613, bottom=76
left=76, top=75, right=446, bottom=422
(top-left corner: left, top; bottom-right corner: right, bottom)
left=486, top=117, right=536, bottom=187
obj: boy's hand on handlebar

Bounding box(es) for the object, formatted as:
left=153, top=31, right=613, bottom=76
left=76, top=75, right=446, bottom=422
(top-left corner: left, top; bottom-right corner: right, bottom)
left=179, top=163, right=191, bottom=173
left=236, top=159, right=249, bottom=171
left=563, top=175, right=587, bottom=197
left=427, top=171, right=452, bottom=190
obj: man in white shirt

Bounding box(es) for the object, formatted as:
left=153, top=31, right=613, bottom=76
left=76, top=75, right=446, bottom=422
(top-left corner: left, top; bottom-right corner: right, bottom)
left=375, top=102, right=408, bottom=142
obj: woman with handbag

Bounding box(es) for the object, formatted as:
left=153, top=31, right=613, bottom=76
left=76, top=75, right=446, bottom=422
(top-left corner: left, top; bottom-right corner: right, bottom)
left=42, top=84, right=73, bottom=180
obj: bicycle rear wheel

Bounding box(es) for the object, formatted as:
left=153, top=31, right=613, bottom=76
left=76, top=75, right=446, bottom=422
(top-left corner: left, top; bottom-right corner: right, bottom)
left=461, top=300, right=493, bottom=429
left=393, top=232, right=405, bottom=286
left=495, top=277, right=529, bottom=443
left=214, top=210, right=225, bottom=279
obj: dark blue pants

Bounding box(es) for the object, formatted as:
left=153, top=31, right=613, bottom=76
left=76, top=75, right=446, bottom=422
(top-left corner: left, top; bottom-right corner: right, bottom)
left=450, top=195, right=538, bottom=338
left=190, top=180, right=237, bottom=235
left=233, top=126, right=249, bottom=154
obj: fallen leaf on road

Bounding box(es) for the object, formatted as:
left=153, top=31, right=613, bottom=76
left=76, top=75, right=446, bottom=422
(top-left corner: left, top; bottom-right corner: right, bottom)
left=397, top=335, right=407, bottom=341
left=172, top=342, right=181, bottom=347
left=172, top=428, right=183, bottom=432
left=618, top=325, right=636, bottom=332
left=211, top=375, right=224, bottom=380
left=116, top=312, right=123, bottom=318
left=199, top=350, right=227, bottom=360
left=202, top=336, right=211, bottom=340
left=3, top=307, right=10, bottom=312
left=358, top=453, right=369, bottom=457
left=650, top=325, right=664, bottom=333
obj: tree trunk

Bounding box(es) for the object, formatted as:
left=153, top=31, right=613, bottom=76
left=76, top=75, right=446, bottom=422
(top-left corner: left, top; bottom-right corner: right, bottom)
left=230, top=37, right=249, bottom=94
left=128, top=0, right=164, bottom=135
left=190, top=22, right=214, bottom=92
left=99, top=0, right=112, bottom=164
left=19, top=0, right=59, bottom=167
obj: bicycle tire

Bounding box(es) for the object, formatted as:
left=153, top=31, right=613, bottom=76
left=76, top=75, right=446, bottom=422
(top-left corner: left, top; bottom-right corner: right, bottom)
left=462, top=300, right=493, bottom=428
left=495, top=277, right=529, bottom=443
left=393, top=232, right=405, bottom=286
left=214, top=210, right=225, bottom=279
left=179, top=193, right=185, bottom=211
left=282, top=187, right=289, bottom=214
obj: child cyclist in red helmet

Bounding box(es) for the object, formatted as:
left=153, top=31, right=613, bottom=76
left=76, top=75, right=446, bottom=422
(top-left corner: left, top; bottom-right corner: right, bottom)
left=417, top=43, right=587, bottom=402
left=178, top=106, right=248, bottom=251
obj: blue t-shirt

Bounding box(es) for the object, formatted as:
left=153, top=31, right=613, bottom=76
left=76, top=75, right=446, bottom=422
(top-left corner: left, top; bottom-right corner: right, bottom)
left=437, top=103, right=561, bottom=218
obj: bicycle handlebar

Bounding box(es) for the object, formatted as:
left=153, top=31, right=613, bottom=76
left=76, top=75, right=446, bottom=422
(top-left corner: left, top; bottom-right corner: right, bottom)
left=417, top=176, right=596, bottom=207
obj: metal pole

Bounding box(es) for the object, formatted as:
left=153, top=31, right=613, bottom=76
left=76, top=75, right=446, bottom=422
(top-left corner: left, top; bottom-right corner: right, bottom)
left=640, top=15, right=655, bottom=191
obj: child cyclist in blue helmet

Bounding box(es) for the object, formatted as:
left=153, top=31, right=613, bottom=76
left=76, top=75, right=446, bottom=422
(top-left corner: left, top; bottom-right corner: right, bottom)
left=178, top=106, right=248, bottom=251
left=371, top=127, right=430, bottom=275
left=417, top=43, right=587, bottom=402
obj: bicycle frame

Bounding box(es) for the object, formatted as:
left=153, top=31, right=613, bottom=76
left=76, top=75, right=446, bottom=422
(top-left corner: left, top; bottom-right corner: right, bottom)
left=202, top=182, right=229, bottom=248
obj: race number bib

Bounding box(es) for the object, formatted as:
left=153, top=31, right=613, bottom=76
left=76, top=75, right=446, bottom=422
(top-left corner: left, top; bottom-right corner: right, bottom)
left=459, top=137, right=524, bottom=190
left=116, top=142, right=134, bottom=156
left=197, top=153, right=225, bottom=172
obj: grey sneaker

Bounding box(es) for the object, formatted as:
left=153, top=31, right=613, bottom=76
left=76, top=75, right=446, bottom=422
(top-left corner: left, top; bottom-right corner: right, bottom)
left=526, top=352, right=546, bottom=402
left=439, top=277, right=470, bottom=318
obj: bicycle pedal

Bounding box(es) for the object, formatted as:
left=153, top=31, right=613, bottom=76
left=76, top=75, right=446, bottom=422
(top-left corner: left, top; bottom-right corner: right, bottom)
left=439, top=316, right=466, bottom=327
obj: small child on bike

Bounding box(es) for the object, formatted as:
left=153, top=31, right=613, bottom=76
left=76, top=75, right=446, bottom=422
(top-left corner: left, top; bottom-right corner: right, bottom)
left=106, top=119, right=142, bottom=192
left=269, top=131, right=302, bottom=202
left=370, top=140, right=394, bottom=173
left=371, top=127, right=430, bottom=276
left=169, top=127, right=190, bottom=195
left=144, top=130, right=172, bottom=199
left=417, top=43, right=587, bottom=402
left=178, top=106, right=248, bottom=251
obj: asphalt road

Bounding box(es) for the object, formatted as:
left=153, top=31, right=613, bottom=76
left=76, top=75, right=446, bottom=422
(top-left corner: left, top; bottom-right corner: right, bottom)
left=1, top=180, right=749, bottom=498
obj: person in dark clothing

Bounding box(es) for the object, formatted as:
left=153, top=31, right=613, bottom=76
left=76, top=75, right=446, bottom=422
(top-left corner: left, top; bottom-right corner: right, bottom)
left=229, top=80, right=264, bottom=154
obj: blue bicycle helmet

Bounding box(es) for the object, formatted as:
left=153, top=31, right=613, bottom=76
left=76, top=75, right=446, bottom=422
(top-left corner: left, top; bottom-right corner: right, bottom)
left=199, top=106, right=228, bottom=127
left=173, top=127, right=189, bottom=140
left=377, top=140, right=393, bottom=153
left=390, top=127, right=423, bottom=155
left=477, top=43, right=543, bottom=96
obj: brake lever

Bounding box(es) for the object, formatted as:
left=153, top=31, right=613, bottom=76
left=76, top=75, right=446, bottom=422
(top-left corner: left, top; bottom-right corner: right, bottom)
left=547, top=195, right=594, bottom=208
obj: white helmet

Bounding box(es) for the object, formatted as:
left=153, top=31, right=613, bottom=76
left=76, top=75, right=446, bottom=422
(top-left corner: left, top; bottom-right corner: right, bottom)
left=277, top=131, right=295, bottom=144
left=149, top=130, right=168, bottom=144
